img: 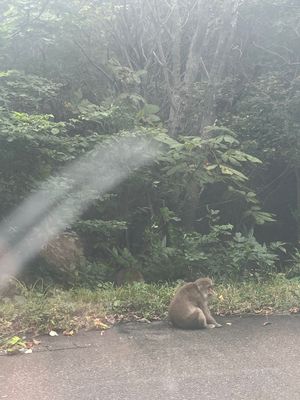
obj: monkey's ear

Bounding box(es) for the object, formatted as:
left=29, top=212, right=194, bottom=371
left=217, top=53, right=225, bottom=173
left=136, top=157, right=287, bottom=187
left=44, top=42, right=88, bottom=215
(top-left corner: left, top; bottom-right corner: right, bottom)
left=195, top=280, right=203, bottom=292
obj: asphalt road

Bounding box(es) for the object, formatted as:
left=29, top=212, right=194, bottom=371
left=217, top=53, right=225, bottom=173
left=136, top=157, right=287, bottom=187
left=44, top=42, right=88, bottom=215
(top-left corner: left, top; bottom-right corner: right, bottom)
left=1, top=315, right=300, bottom=399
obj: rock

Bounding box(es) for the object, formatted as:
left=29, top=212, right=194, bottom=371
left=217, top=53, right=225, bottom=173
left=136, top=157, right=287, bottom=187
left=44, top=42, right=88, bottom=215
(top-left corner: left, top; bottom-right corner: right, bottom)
left=40, top=231, right=86, bottom=281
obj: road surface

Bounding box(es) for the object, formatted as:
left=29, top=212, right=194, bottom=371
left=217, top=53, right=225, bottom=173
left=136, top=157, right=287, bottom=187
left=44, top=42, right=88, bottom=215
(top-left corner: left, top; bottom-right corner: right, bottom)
left=1, top=315, right=300, bottom=399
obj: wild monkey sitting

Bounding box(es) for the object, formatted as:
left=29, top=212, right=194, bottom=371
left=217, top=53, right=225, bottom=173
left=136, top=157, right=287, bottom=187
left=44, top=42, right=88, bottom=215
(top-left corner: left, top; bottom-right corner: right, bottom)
left=168, top=277, right=222, bottom=329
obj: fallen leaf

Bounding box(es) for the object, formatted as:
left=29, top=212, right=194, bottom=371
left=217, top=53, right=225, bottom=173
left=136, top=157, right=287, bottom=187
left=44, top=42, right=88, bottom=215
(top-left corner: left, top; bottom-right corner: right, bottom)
left=63, top=330, right=74, bottom=336
left=94, top=319, right=109, bottom=330
left=226, top=322, right=232, bottom=326
left=218, top=295, right=224, bottom=301
left=105, top=315, right=116, bottom=324
left=49, top=330, right=58, bottom=337
left=138, top=318, right=151, bottom=323
left=289, top=307, right=300, bottom=314
left=263, top=321, right=272, bottom=326
left=19, top=348, right=32, bottom=354
left=33, top=339, right=41, bottom=345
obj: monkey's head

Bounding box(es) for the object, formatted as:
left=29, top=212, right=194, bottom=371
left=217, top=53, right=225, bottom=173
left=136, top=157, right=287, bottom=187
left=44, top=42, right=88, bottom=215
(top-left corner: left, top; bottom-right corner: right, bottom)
left=195, top=278, right=215, bottom=298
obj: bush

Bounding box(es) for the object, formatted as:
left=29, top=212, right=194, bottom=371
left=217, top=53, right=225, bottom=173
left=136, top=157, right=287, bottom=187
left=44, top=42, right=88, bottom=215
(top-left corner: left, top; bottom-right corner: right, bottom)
left=140, top=227, right=186, bottom=282
left=183, top=224, right=285, bottom=280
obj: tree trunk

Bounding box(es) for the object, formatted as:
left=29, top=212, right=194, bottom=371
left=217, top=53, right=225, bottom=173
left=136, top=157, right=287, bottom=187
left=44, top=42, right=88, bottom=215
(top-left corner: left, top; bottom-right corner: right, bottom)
left=200, top=0, right=242, bottom=135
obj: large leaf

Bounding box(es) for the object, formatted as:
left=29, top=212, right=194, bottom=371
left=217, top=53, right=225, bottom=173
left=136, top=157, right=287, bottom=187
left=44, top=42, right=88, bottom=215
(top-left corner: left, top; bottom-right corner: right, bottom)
left=166, top=163, right=187, bottom=176
left=143, top=104, right=160, bottom=115
left=219, top=165, right=248, bottom=181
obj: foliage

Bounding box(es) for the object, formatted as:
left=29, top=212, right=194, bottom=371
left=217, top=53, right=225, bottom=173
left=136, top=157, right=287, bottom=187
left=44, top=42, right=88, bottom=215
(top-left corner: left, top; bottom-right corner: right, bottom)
left=74, top=219, right=127, bottom=257
left=141, top=226, right=185, bottom=282
left=285, top=249, right=300, bottom=278
left=0, top=70, right=63, bottom=114
left=0, top=0, right=299, bottom=285
left=1, top=277, right=300, bottom=338
left=75, top=219, right=127, bottom=235
left=183, top=223, right=285, bottom=280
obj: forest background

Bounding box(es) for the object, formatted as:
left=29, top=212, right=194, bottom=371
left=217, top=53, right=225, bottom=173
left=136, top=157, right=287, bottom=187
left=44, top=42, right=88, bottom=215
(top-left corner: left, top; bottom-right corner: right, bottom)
left=1, top=0, right=300, bottom=287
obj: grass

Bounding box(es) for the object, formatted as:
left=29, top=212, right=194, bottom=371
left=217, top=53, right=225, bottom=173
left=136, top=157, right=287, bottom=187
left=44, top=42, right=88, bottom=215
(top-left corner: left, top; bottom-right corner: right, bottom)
left=211, top=275, right=300, bottom=315
left=1, top=274, right=300, bottom=342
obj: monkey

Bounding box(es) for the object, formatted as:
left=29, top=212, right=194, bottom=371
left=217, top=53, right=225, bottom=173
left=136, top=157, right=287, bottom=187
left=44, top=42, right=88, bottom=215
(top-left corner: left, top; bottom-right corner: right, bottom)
left=168, top=277, right=222, bottom=329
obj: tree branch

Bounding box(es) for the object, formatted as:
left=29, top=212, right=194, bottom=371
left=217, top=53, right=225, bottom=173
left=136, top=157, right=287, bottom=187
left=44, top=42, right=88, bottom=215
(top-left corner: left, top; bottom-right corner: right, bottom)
left=252, top=41, right=289, bottom=64
left=10, top=0, right=50, bottom=39
left=73, top=40, right=115, bottom=85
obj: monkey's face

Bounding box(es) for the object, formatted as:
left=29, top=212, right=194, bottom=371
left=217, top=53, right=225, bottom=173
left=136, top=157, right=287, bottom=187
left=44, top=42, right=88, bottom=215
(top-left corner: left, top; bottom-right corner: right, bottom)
left=207, top=285, right=215, bottom=297
left=196, top=278, right=215, bottom=298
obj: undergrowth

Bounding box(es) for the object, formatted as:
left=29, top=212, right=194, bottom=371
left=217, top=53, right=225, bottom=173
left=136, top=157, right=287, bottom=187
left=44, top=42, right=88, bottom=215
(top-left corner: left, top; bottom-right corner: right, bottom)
left=1, top=275, right=300, bottom=340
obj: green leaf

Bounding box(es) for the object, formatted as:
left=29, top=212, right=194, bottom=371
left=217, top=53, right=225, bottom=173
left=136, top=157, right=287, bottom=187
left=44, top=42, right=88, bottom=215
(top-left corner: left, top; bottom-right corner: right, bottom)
left=219, top=165, right=233, bottom=175
left=113, top=300, right=121, bottom=307
left=227, top=156, right=242, bottom=166
left=143, top=104, right=160, bottom=114
left=155, top=134, right=180, bottom=147
left=221, top=135, right=238, bottom=144
left=166, top=163, right=186, bottom=176
left=245, top=154, right=262, bottom=164
left=7, top=336, right=22, bottom=346
left=148, top=114, right=160, bottom=122
left=219, top=165, right=248, bottom=181
left=205, top=164, right=218, bottom=170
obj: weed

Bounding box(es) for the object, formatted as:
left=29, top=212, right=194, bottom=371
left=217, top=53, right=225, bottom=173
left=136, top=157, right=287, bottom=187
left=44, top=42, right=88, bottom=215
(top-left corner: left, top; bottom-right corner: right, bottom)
left=1, top=275, right=300, bottom=340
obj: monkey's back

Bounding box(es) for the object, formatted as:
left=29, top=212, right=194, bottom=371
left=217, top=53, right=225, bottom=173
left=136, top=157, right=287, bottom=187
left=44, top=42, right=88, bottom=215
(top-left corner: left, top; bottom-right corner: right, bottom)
left=168, top=283, right=201, bottom=329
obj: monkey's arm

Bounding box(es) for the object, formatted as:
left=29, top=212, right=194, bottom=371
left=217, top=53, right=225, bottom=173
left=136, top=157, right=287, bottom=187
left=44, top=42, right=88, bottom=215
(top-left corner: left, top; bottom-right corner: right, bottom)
left=203, top=305, right=222, bottom=327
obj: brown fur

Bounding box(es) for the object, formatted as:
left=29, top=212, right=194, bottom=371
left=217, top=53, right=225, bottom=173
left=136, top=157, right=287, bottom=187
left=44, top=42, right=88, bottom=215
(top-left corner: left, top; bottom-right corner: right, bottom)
left=168, top=278, right=221, bottom=329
